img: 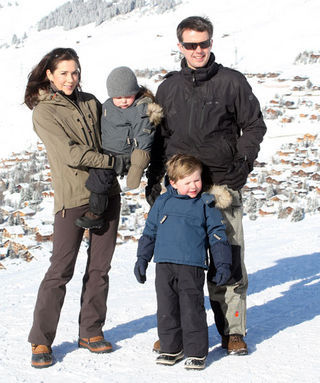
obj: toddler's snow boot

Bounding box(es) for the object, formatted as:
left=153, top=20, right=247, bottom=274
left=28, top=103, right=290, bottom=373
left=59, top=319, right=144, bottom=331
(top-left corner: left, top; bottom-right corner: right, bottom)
left=184, top=356, right=206, bottom=370
left=156, top=350, right=184, bottom=366
left=31, top=344, right=53, bottom=368
left=78, top=336, right=113, bottom=353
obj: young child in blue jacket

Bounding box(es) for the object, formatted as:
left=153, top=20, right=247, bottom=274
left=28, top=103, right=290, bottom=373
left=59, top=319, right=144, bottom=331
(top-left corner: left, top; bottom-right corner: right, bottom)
left=134, top=154, right=232, bottom=370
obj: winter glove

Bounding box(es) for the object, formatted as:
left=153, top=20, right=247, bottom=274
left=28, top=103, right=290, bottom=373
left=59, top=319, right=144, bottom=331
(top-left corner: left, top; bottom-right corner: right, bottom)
left=224, top=156, right=250, bottom=191
left=134, top=258, right=149, bottom=284
left=113, top=154, right=131, bottom=176
left=212, top=264, right=232, bottom=286
left=127, top=149, right=150, bottom=189
left=145, top=182, right=162, bottom=207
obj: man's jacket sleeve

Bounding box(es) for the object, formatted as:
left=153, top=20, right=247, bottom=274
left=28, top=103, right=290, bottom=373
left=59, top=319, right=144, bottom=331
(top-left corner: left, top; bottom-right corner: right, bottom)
left=233, top=74, right=267, bottom=170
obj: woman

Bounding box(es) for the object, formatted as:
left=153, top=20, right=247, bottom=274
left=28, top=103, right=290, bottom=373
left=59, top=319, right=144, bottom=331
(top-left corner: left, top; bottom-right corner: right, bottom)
left=24, top=48, right=121, bottom=368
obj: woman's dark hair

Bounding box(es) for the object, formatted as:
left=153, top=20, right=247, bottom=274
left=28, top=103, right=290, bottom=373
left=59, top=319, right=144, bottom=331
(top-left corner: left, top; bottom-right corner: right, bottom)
left=176, top=16, right=213, bottom=42
left=24, top=47, right=81, bottom=110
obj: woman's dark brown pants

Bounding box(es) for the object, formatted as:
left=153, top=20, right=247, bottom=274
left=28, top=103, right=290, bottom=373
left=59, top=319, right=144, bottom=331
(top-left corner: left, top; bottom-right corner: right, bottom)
left=28, top=195, right=120, bottom=346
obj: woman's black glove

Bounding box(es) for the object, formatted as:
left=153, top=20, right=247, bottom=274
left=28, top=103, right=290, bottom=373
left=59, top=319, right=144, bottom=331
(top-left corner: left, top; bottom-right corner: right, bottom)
left=113, top=154, right=131, bottom=176
left=224, top=156, right=250, bottom=191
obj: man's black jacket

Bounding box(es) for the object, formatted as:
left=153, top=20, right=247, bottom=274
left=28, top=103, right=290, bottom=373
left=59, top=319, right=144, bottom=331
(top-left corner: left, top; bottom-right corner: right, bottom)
left=147, top=53, right=267, bottom=188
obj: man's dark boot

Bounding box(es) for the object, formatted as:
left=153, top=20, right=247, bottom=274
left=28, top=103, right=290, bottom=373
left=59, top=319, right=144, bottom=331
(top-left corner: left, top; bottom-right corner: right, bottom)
left=227, top=334, right=248, bottom=355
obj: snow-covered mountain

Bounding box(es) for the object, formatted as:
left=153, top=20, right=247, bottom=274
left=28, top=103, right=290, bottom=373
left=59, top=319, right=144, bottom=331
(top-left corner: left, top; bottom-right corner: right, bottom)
left=1, top=0, right=320, bottom=158
left=0, top=1, right=320, bottom=382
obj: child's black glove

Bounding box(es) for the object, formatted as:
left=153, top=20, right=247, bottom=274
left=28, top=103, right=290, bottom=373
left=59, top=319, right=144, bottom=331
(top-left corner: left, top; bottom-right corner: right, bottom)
left=212, top=264, right=232, bottom=286
left=134, top=258, right=148, bottom=284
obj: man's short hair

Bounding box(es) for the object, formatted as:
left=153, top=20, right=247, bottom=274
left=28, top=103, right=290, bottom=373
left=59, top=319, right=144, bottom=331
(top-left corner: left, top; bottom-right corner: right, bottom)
left=177, top=16, right=213, bottom=42
left=166, top=154, right=202, bottom=183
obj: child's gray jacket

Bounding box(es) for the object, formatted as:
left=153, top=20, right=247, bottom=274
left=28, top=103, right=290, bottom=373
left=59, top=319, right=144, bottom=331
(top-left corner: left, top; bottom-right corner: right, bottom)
left=101, top=96, right=162, bottom=188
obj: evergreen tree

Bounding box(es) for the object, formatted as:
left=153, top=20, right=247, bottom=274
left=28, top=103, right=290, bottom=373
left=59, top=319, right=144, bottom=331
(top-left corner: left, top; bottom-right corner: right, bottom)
left=121, top=198, right=130, bottom=216
left=245, top=194, right=257, bottom=215
left=266, top=184, right=274, bottom=199
left=15, top=214, right=22, bottom=226
left=291, top=207, right=304, bottom=222
left=8, top=214, right=15, bottom=226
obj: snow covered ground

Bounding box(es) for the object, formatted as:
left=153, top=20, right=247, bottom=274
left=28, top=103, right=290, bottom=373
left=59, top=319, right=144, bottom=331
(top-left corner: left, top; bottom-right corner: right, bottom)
left=1, top=215, right=320, bottom=383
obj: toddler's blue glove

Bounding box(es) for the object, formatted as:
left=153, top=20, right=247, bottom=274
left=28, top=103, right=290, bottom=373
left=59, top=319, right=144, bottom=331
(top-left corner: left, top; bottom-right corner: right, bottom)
left=134, top=258, right=148, bottom=284
left=212, top=264, right=231, bottom=286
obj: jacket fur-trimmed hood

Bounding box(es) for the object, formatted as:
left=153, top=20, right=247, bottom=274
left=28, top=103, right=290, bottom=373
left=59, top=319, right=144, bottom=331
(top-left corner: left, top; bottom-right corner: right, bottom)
left=209, top=185, right=232, bottom=209
left=146, top=102, right=163, bottom=126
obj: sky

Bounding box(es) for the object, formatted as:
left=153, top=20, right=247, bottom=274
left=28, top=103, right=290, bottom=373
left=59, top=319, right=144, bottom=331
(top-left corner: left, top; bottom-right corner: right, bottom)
left=0, top=0, right=320, bottom=382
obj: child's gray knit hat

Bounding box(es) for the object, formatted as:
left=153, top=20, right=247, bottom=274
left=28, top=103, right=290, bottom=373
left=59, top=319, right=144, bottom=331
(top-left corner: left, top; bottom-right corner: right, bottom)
left=106, top=66, right=140, bottom=97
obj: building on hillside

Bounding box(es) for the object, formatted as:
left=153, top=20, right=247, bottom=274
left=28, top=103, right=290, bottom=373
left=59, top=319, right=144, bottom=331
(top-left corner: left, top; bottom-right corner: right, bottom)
left=2, top=226, right=24, bottom=239
left=35, top=224, right=54, bottom=242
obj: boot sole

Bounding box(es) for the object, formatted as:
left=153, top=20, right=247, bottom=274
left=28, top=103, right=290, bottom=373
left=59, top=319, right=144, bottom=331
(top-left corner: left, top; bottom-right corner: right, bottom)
left=184, top=357, right=206, bottom=370
left=31, top=356, right=53, bottom=368
left=78, top=340, right=113, bottom=354
left=156, top=351, right=184, bottom=366
left=228, top=348, right=248, bottom=356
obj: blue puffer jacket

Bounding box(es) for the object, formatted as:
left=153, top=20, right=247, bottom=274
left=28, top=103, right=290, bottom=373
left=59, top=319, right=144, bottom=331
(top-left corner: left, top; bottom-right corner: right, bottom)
left=137, top=185, right=231, bottom=269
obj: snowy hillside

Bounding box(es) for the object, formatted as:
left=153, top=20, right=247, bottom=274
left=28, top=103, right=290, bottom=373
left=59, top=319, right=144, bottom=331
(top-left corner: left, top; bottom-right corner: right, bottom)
left=0, top=0, right=320, bottom=382
left=0, top=0, right=320, bottom=158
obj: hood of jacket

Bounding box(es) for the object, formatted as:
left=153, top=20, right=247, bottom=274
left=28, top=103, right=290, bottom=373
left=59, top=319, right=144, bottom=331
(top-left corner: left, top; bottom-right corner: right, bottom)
left=166, top=183, right=231, bottom=209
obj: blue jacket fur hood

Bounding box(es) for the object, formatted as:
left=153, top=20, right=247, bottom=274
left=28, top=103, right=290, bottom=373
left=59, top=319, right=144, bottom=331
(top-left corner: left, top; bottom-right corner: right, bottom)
left=137, top=185, right=232, bottom=269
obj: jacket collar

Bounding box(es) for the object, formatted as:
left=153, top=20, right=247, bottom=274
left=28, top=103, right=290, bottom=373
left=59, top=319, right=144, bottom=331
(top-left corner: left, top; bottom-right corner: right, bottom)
left=166, top=184, right=201, bottom=200
left=166, top=184, right=216, bottom=205
left=37, top=87, right=81, bottom=106
left=180, top=53, right=220, bottom=85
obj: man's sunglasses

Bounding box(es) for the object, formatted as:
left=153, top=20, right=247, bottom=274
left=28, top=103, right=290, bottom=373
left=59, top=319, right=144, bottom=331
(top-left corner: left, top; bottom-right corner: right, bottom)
left=181, top=39, right=211, bottom=50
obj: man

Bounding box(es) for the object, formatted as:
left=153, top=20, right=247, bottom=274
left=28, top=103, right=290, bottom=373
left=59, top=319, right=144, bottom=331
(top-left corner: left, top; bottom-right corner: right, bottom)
left=146, top=16, right=267, bottom=355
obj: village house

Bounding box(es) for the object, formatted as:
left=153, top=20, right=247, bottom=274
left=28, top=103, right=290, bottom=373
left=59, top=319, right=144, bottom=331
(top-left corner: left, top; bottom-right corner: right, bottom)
left=35, top=224, right=54, bottom=242
left=258, top=206, right=277, bottom=216
left=0, top=205, right=15, bottom=216
left=13, top=206, right=36, bottom=218
left=2, top=226, right=24, bottom=239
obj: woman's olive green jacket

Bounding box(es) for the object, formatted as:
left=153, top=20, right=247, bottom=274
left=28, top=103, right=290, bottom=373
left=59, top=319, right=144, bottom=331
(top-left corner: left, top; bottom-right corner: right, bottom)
left=33, top=89, right=120, bottom=214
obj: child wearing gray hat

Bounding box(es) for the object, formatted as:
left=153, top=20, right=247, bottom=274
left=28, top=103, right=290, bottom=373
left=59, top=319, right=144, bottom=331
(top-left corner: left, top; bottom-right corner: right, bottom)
left=75, top=66, right=163, bottom=229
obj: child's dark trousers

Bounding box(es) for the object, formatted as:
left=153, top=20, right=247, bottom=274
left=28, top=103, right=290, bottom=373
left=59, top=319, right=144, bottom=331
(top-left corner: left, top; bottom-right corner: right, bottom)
left=155, top=263, right=208, bottom=358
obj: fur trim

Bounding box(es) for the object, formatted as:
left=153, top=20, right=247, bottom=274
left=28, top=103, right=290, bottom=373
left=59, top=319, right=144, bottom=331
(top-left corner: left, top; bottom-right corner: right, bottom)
left=209, top=185, right=232, bottom=209
left=147, top=102, right=163, bottom=126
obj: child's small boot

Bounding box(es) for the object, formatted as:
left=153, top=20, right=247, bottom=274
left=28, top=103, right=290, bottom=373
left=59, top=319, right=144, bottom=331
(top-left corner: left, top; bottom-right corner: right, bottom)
left=156, top=350, right=184, bottom=366
left=75, top=211, right=105, bottom=229
left=184, top=356, right=206, bottom=370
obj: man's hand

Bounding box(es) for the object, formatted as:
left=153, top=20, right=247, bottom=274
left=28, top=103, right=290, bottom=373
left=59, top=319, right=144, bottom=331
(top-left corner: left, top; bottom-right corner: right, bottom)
left=145, top=182, right=162, bottom=207
left=224, top=157, right=250, bottom=190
